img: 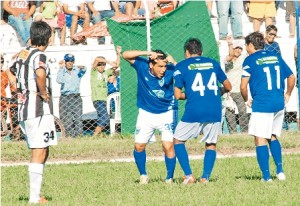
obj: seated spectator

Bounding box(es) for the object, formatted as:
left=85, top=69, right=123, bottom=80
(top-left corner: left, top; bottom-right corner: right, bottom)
left=56, top=53, right=87, bottom=137
left=91, top=46, right=121, bottom=136
left=216, top=0, right=243, bottom=40
left=3, top=1, right=36, bottom=46
left=87, top=0, right=118, bottom=44
left=62, top=0, right=90, bottom=45
left=40, top=0, right=66, bottom=46
left=224, top=37, right=249, bottom=133
left=248, top=0, right=276, bottom=32
left=286, top=1, right=299, bottom=38
left=264, top=25, right=281, bottom=54
left=153, top=0, right=178, bottom=17
left=206, top=0, right=216, bottom=18
left=115, top=0, right=144, bottom=17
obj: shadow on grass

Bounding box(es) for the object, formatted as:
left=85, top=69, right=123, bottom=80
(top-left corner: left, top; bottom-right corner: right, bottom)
left=235, top=175, right=262, bottom=181
left=18, top=195, right=53, bottom=203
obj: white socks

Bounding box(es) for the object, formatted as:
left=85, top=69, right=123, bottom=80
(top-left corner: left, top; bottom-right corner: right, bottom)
left=28, top=163, right=44, bottom=203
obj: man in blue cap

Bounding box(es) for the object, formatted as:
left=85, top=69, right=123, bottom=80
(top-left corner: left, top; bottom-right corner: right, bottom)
left=56, top=53, right=86, bottom=137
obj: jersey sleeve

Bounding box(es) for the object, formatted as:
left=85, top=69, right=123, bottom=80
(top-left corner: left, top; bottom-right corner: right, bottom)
left=174, top=63, right=184, bottom=89
left=241, top=56, right=251, bottom=78
left=33, top=53, right=47, bottom=71
left=132, top=56, right=149, bottom=73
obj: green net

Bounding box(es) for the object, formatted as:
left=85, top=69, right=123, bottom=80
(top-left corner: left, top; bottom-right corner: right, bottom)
left=107, top=1, right=219, bottom=134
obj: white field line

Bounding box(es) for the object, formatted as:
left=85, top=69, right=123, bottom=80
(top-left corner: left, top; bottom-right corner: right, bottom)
left=1, top=151, right=300, bottom=167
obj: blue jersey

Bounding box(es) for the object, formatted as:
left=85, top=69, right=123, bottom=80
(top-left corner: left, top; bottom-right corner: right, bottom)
left=242, top=50, right=293, bottom=113
left=174, top=56, right=227, bottom=123
left=132, top=57, right=177, bottom=114
left=264, top=41, right=281, bottom=55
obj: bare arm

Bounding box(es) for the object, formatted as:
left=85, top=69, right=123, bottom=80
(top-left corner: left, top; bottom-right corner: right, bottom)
left=240, top=77, right=249, bottom=102
left=174, top=87, right=185, bottom=100
left=122, top=50, right=158, bottom=64
left=36, top=68, right=50, bottom=102
left=284, top=74, right=296, bottom=104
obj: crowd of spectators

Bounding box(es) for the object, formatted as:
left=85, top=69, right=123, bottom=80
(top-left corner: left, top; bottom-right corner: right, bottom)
left=1, top=1, right=299, bottom=46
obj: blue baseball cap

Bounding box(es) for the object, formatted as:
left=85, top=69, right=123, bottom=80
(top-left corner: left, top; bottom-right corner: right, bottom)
left=64, top=53, right=75, bottom=62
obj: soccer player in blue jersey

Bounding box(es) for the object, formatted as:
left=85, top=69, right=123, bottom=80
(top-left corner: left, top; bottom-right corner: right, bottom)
left=123, top=49, right=178, bottom=184
left=173, top=38, right=232, bottom=184
left=240, top=32, right=295, bottom=182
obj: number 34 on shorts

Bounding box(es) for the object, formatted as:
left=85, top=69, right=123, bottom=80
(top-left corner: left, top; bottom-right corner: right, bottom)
left=20, top=115, right=58, bottom=148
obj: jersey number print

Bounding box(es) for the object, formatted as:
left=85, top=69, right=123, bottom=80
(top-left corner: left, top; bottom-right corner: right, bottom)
left=191, top=72, right=218, bottom=96
left=263, top=66, right=280, bottom=90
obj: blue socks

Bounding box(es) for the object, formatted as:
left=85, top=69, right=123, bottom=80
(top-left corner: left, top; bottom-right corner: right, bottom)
left=269, top=139, right=283, bottom=174
left=256, top=145, right=270, bottom=180
left=133, top=150, right=147, bottom=175
left=165, top=155, right=176, bottom=179
left=201, top=149, right=216, bottom=180
left=174, top=144, right=192, bottom=176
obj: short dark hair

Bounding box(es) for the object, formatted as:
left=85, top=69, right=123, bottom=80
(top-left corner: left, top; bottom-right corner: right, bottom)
left=184, top=38, right=203, bottom=56
left=30, top=21, right=52, bottom=46
left=266, top=24, right=278, bottom=33
left=149, top=49, right=167, bottom=65
left=245, top=32, right=265, bottom=50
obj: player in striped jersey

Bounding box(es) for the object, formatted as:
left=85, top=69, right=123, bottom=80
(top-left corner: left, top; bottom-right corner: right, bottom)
left=14, top=21, right=56, bottom=204
left=241, top=32, right=295, bottom=182
left=173, top=38, right=232, bottom=184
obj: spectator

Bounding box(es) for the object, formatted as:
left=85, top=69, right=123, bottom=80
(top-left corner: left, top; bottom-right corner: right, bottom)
left=107, top=70, right=120, bottom=117
left=264, top=25, right=281, bottom=54
left=248, top=0, right=276, bottom=32
left=115, top=0, right=144, bottom=17
left=1, top=53, right=18, bottom=138
left=155, top=0, right=177, bottom=16
left=224, top=37, right=248, bottom=133
left=216, top=0, right=243, bottom=40
left=90, top=46, right=121, bottom=136
left=286, top=1, right=299, bottom=38
left=206, top=0, right=216, bottom=18
left=241, top=32, right=295, bottom=182
left=56, top=53, right=86, bottom=137
left=40, top=0, right=66, bottom=46
left=62, top=0, right=90, bottom=45
left=87, top=0, right=118, bottom=44
left=3, top=1, right=36, bottom=46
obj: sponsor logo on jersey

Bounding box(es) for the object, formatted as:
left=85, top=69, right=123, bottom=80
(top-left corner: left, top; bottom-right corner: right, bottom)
left=188, top=63, right=213, bottom=70
left=152, top=90, right=165, bottom=98
left=256, top=56, right=278, bottom=65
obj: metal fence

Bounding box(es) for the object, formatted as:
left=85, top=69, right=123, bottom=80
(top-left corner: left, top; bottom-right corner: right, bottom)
left=1, top=1, right=299, bottom=141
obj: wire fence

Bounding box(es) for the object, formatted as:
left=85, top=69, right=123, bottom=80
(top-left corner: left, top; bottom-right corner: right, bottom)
left=1, top=1, right=299, bottom=142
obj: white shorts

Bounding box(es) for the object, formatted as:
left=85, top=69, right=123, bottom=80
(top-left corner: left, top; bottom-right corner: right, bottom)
left=135, top=108, right=177, bottom=143
left=248, top=110, right=284, bottom=138
left=174, top=121, right=221, bottom=144
left=20, top=115, right=58, bottom=148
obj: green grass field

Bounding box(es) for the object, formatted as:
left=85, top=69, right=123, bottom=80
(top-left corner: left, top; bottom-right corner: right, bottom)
left=1, top=132, right=300, bottom=206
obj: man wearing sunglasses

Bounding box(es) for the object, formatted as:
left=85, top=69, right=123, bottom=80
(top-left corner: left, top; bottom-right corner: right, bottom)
left=56, top=53, right=86, bottom=137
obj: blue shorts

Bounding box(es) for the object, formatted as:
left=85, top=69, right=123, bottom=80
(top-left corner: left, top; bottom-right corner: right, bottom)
left=65, top=14, right=84, bottom=28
